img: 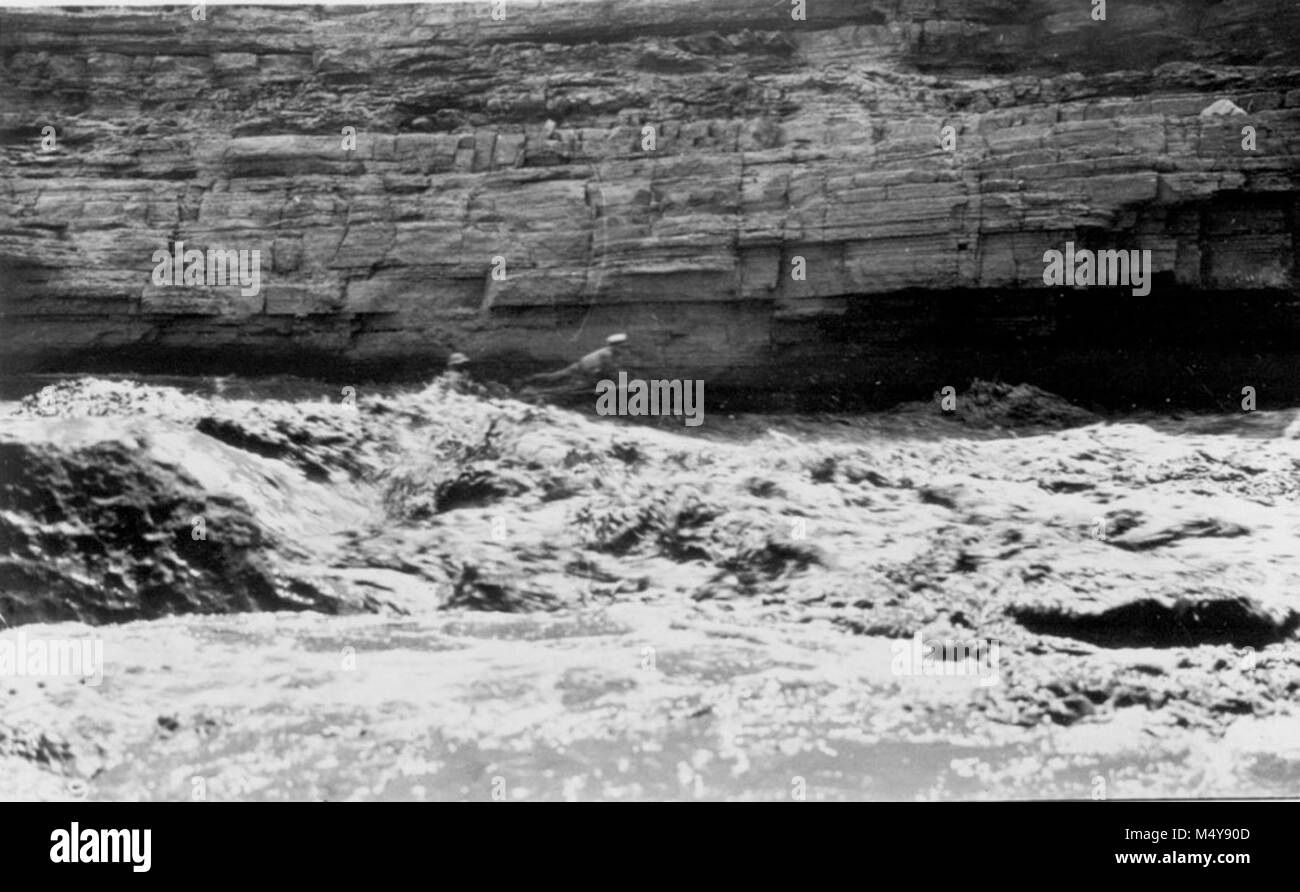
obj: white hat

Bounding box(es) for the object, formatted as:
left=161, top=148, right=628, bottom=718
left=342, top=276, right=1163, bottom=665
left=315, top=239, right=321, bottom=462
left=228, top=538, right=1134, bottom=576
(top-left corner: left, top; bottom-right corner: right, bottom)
left=1199, top=98, right=1247, bottom=117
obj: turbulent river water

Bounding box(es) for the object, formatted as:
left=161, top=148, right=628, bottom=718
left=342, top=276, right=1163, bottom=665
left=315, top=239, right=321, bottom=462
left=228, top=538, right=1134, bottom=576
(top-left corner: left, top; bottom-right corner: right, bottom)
left=2, top=374, right=1299, bottom=800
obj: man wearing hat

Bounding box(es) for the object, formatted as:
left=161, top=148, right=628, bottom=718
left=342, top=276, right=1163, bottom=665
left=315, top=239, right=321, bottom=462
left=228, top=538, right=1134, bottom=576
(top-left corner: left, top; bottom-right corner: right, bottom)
left=435, top=350, right=476, bottom=393
left=520, top=333, right=629, bottom=399
left=436, top=351, right=513, bottom=399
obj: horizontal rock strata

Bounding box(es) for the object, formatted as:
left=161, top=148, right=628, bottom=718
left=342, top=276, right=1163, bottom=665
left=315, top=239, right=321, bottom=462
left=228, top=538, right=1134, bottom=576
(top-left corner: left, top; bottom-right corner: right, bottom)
left=2, top=1, right=1299, bottom=404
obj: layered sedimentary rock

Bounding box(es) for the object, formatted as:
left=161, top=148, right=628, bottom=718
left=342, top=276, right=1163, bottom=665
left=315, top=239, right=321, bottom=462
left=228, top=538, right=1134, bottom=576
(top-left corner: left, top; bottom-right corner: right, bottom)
left=2, top=0, right=1299, bottom=404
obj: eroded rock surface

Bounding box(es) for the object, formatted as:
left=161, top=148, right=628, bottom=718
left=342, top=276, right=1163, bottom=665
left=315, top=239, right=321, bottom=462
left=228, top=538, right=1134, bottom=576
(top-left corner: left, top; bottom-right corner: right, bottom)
left=2, top=2, right=1298, bottom=403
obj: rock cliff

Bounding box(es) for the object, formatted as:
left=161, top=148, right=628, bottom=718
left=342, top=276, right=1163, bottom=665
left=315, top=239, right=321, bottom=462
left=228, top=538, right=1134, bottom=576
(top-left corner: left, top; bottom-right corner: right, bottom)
left=2, top=0, right=1299, bottom=405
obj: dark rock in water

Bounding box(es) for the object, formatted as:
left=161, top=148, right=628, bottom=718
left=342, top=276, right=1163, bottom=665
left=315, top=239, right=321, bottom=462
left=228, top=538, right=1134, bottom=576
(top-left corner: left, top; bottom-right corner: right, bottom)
left=954, top=381, right=1098, bottom=430
left=1104, top=515, right=1251, bottom=551
left=896, top=380, right=1098, bottom=431
left=1008, top=593, right=1299, bottom=649
left=0, top=416, right=364, bottom=625
left=193, top=407, right=377, bottom=483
